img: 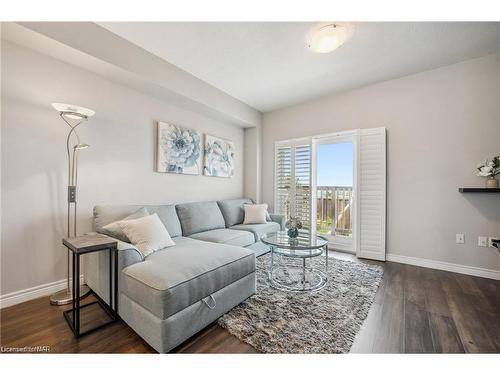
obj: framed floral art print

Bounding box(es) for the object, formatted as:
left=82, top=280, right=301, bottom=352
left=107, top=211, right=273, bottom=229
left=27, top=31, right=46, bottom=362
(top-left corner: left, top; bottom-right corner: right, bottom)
left=157, top=122, right=201, bottom=175
left=203, top=134, right=235, bottom=178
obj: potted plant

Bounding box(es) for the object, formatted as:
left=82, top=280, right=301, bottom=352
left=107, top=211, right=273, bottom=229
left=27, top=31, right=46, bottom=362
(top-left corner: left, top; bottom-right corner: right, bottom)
left=285, top=217, right=302, bottom=239
left=477, top=156, right=500, bottom=188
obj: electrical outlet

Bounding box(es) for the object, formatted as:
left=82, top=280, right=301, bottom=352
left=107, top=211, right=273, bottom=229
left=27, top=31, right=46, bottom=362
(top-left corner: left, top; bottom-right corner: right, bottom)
left=478, top=236, right=488, bottom=247
left=488, top=237, right=499, bottom=248
left=456, top=233, right=465, bottom=244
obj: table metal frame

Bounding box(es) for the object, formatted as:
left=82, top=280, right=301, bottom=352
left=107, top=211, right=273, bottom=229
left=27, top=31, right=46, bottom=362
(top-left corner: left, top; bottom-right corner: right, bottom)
left=263, top=233, right=329, bottom=292
left=62, top=240, right=118, bottom=338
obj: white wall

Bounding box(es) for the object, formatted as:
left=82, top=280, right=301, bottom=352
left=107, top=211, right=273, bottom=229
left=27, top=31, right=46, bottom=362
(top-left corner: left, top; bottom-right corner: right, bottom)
left=262, top=53, right=500, bottom=272
left=243, top=126, right=262, bottom=202
left=1, top=41, right=245, bottom=295
left=4, top=22, right=262, bottom=128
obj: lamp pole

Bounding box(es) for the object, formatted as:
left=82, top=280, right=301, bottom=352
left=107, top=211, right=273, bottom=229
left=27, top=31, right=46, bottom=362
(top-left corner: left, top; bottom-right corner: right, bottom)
left=50, top=104, right=94, bottom=305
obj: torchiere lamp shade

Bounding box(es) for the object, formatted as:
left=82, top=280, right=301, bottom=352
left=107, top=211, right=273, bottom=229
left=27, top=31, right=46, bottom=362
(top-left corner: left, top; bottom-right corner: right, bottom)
left=51, top=103, right=96, bottom=119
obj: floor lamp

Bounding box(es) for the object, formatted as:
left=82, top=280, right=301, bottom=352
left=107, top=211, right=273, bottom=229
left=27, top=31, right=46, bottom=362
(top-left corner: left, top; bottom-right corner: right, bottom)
left=50, top=103, right=96, bottom=305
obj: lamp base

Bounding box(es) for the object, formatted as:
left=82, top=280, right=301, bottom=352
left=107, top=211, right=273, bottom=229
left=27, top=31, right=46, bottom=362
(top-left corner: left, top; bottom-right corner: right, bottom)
left=50, top=284, right=91, bottom=305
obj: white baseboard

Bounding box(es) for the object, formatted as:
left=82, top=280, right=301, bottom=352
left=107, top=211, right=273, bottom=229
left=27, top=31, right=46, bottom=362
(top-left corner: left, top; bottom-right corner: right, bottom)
left=386, top=253, right=500, bottom=280
left=0, top=276, right=85, bottom=309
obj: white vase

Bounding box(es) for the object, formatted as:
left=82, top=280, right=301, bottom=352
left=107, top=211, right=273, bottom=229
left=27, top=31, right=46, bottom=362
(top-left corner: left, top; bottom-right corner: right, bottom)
left=486, top=177, right=499, bottom=188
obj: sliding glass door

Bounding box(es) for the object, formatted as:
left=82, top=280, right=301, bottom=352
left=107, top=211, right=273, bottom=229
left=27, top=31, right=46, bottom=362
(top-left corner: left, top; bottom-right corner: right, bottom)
left=312, top=134, right=356, bottom=252
left=274, top=128, right=386, bottom=260
left=275, top=135, right=355, bottom=251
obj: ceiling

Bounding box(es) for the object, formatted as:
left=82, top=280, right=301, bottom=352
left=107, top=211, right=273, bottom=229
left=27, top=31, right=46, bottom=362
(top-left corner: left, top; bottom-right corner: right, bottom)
left=99, top=22, right=500, bottom=112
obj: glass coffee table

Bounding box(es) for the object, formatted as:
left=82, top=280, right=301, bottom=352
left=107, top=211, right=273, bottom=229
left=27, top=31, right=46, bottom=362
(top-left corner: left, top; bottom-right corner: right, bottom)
left=261, top=231, right=329, bottom=292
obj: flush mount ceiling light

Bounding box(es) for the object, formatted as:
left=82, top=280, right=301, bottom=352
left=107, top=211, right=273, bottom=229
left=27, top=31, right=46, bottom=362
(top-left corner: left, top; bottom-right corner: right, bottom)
left=307, top=23, right=350, bottom=53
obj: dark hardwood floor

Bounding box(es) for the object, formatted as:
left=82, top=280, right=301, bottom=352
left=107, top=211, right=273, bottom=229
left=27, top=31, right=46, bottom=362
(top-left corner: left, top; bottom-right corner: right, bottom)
left=1, top=254, right=500, bottom=353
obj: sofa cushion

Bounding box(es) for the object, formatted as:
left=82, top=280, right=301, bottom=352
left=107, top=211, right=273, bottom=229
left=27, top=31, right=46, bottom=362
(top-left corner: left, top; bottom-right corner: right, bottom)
left=119, top=213, right=176, bottom=257
left=218, top=198, right=274, bottom=227
left=217, top=198, right=253, bottom=227
left=176, top=201, right=226, bottom=236
left=121, top=237, right=255, bottom=319
left=243, top=203, right=268, bottom=224
left=230, top=222, right=281, bottom=242
left=189, top=228, right=255, bottom=247
left=94, top=205, right=182, bottom=238
left=101, top=207, right=150, bottom=242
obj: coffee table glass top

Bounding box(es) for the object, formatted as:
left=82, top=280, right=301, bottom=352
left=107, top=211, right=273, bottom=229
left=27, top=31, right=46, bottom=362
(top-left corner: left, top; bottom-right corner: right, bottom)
left=261, top=231, right=328, bottom=254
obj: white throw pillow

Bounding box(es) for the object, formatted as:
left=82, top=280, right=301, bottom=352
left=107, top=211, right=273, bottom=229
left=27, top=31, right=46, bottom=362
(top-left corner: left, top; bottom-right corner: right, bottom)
left=119, top=213, right=175, bottom=257
left=101, top=207, right=149, bottom=242
left=243, top=204, right=268, bottom=225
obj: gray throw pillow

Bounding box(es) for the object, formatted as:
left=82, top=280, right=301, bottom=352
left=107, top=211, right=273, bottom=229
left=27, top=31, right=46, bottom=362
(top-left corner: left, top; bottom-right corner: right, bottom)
left=100, top=207, right=149, bottom=242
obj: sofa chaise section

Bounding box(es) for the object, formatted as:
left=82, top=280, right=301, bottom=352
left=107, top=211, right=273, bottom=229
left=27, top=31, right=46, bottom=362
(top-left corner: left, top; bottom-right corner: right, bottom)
left=121, top=237, right=255, bottom=319
left=118, top=238, right=256, bottom=352
left=119, top=273, right=255, bottom=353
left=85, top=202, right=257, bottom=353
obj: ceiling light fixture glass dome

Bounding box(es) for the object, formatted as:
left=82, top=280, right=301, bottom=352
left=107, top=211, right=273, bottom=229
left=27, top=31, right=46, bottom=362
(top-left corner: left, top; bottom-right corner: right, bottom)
left=307, top=23, right=349, bottom=53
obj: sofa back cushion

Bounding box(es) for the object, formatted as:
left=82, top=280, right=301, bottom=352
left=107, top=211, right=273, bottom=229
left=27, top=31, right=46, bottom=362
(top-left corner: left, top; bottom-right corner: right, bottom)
left=94, top=204, right=182, bottom=238
left=217, top=198, right=253, bottom=227
left=176, top=201, right=226, bottom=236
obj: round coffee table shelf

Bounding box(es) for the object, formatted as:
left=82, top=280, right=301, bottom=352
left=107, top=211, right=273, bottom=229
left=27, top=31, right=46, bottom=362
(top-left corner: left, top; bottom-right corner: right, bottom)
left=261, top=231, right=329, bottom=293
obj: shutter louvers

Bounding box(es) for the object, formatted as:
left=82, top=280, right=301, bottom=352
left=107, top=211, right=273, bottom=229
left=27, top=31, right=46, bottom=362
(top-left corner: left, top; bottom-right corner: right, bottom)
left=294, top=144, right=311, bottom=230
left=275, top=142, right=311, bottom=230
left=275, top=145, right=292, bottom=219
left=357, top=128, right=386, bottom=261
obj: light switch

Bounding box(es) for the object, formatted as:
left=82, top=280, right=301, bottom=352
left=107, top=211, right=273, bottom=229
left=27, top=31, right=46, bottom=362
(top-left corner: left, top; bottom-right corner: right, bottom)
left=478, top=236, right=488, bottom=247
left=455, top=234, right=465, bottom=244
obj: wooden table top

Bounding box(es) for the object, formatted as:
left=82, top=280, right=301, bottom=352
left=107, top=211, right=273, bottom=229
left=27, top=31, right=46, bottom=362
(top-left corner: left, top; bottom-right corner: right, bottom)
left=62, top=233, right=117, bottom=254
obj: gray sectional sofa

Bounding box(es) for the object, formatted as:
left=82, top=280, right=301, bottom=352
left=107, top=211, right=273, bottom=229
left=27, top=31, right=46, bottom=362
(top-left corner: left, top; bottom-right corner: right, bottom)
left=84, top=198, right=284, bottom=353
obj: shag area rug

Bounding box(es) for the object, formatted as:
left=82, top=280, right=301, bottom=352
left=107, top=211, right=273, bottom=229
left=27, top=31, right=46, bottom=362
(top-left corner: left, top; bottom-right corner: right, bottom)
left=218, top=254, right=383, bottom=353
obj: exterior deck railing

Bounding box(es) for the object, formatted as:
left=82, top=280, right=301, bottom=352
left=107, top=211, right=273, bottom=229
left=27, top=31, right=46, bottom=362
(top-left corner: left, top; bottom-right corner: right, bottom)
left=316, top=186, right=353, bottom=237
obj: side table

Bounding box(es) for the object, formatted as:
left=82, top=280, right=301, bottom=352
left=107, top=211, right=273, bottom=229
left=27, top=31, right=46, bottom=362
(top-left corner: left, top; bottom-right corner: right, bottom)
left=62, top=233, right=118, bottom=338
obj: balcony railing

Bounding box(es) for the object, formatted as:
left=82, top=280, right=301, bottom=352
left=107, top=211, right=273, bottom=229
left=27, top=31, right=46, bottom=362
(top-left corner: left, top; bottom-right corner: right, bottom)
left=316, top=186, right=353, bottom=237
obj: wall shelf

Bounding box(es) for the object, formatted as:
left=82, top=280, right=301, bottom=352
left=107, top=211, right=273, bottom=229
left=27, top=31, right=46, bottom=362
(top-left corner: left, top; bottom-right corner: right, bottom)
left=459, top=188, right=500, bottom=193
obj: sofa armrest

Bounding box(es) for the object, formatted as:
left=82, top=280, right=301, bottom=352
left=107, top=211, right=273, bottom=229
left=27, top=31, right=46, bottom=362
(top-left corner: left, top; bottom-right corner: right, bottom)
left=89, top=231, right=144, bottom=263
left=116, top=239, right=143, bottom=260
left=269, top=214, right=286, bottom=230
left=84, top=233, right=144, bottom=305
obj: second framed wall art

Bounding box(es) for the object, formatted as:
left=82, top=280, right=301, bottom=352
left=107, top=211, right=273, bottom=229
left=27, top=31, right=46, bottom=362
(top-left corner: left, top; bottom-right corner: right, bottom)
left=203, top=134, right=235, bottom=178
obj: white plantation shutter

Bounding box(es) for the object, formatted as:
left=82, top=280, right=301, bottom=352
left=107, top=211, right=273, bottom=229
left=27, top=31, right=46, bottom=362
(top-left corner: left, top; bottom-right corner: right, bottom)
left=294, top=145, right=312, bottom=229
left=275, top=145, right=292, bottom=219
left=275, top=141, right=312, bottom=229
left=356, top=128, right=386, bottom=261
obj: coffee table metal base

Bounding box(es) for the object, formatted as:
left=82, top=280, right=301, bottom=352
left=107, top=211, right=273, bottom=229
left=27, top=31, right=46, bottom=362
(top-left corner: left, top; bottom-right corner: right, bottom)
left=262, top=233, right=329, bottom=293
left=269, top=264, right=328, bottom=292
left=268, top=245, right=328, bottom=292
